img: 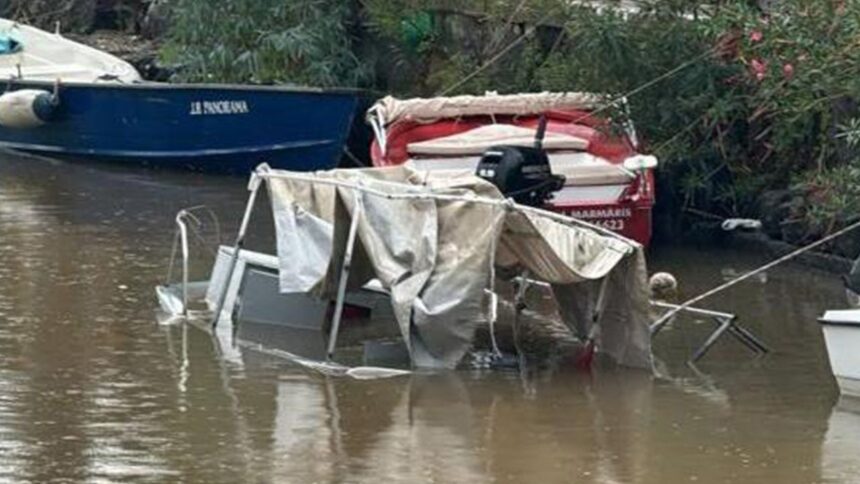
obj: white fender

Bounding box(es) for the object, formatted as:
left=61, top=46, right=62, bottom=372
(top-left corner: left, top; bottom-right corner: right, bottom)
left=0, top=89, right=56, bottom=129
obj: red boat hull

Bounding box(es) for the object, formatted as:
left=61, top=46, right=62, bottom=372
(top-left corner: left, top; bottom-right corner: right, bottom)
left=553, top=199, right=653, bottom=247
left=370, top=111, right=655, bottom=246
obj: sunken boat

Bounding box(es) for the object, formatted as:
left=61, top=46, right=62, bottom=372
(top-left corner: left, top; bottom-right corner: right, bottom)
left=156, top=163, right=654, bottom=373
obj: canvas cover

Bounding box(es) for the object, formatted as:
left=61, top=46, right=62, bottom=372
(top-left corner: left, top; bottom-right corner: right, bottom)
left=369, top=92, right=602, bottom=126
left=263, top=165, right=651, bottom=369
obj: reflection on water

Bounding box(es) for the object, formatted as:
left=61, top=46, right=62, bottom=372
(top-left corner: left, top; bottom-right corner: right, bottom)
left=823, top=398, right=860, bottom=482
left=0, top=152, right=855, bottom=483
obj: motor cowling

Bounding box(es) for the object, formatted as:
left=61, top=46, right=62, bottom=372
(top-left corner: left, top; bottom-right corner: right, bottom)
left=475, top=146, right=564, bottom=206
left=475, top=115, right=565, bottom=207
left=0, top=89, right=57, bottom=129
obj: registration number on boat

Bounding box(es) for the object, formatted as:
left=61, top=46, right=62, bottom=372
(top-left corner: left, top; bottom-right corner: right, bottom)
left=189, top=100, right=250, bottom=116
left=564, top=207, right=631, bottom=231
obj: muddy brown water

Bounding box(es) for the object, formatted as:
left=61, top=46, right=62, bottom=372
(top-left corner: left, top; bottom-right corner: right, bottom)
left=0, top=152, right=857, bottom=483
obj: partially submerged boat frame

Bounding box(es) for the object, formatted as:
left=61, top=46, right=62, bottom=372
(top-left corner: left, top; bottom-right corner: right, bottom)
left=159, top=163, right=658, bottom=370
left=156, top=164, right=768, bottom=372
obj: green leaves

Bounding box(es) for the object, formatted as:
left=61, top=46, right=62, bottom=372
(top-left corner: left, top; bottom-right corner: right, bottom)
left=161, top=0, right=366, bottom=87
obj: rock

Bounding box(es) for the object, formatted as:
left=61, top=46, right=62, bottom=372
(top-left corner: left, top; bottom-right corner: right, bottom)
left=830, top=216, right=860, bottom=259
left=142, top=0, right=172, bottom=40
left=756, top=189, right=792, bottom=240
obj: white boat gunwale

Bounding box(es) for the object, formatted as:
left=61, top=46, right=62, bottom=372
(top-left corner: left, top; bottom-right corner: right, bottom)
left=819, top=318, right=860, bottom=327
left=4, top=77, right=364, bottom=96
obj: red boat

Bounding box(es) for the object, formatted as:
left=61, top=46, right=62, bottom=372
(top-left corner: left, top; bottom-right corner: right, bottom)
left=366, top=92, right=657, bottom=246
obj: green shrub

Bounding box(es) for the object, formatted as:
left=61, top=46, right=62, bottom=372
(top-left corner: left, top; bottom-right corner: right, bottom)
left=161, top=0, right=367, bottom=87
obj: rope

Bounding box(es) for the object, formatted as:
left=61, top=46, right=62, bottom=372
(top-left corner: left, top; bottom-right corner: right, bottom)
left=565, top=45, right=720, bottom=127
left=437, top=4, right=720, bottom=123
left=651, top=218, right=860, bottom=332
left=437, top=5, right=569, bottom=96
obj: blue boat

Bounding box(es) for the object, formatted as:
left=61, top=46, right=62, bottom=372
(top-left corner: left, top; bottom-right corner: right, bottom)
left=0, top=81, right=360, bottom=173
left=0, top=19, right=359, bottom=173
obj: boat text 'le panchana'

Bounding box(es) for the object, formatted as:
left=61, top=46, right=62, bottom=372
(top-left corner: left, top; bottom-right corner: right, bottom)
left=0, top=19, right=358, bottom=173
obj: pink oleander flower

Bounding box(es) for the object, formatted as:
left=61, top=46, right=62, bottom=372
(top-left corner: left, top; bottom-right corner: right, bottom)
left=783, top=63, right=795, bottom=80
left=750, top=58, right=767, bottom=81
left=749, top=30, right=763, bottom=43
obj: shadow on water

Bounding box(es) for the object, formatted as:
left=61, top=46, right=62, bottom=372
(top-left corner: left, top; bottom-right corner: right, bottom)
left=0, top=151, right=856, bottom=483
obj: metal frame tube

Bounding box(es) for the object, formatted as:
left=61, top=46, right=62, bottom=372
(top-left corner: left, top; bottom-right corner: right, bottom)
left=326, top=194, right=363, bottom=361
left=210, top=174, right=262, bottom=329
left=651, top=301, right=734, bottom=321
left=587, top=275, right=611, bottom=341
left=690, top=317, right=734, bottom=362
left=176, top=211, right=190, bottom=318
left=651, top=301, right=769, bottom=361
left=511, top=270, right=531, bottom=363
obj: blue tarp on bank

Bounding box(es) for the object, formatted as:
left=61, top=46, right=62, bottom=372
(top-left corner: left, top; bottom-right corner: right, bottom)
left=0, top=35, right=21, bottom=54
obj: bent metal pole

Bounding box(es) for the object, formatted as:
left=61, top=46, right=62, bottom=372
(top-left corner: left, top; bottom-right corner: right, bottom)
left=210, top=172, right=262, bottom=329
left=326, top=192, right=363, bottom=361
left=175, top=210, right=191, bottom=318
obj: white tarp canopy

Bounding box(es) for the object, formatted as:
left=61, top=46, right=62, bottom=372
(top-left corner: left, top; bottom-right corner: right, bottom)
left=262, top=165, right=651, bottom=370
left=368, top=92, right=602, bottom=127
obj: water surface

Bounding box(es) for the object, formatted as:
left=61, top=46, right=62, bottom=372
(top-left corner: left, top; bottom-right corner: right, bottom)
left=0, top=152, right=854, bottom=483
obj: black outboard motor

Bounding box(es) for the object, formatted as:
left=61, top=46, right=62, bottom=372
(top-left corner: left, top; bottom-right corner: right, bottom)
left=475, top=116, right=565, bottom=207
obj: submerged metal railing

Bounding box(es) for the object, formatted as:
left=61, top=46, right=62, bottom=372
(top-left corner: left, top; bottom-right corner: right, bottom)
left=162, top=206, right=221, bottom=319
left=650, top=301, right=770, bottom=362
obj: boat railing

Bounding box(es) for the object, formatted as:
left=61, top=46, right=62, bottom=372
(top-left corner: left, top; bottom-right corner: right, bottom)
left=162, top=205, right=222, bottom=318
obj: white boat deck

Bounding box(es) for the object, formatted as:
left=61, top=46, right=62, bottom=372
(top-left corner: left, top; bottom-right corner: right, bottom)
left=820, top=309, right=860, bottom=398
left=0, top=18, right=141, bottom=83
left=407, top=151, right=634, bottom=205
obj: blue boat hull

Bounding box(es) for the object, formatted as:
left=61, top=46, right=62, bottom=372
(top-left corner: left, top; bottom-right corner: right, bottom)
left=0, top=81, right=360, bottom=173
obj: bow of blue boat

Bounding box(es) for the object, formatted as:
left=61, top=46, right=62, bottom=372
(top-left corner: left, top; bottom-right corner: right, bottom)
left=0, top=18, right=363, bottom=174
left=0, top=81, right=362, bottom=174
